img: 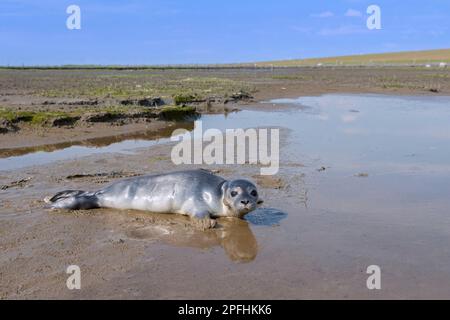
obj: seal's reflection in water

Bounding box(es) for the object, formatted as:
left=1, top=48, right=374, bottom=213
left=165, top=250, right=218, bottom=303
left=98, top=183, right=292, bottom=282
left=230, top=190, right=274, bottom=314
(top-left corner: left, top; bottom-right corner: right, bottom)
left=216, top=218, right=258, bottom=262
left=124, top=208, right=287, bottom=263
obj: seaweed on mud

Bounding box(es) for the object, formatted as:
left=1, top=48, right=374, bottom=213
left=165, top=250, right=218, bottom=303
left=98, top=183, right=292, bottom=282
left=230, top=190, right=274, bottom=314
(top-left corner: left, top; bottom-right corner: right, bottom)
left=173, top=94, right=202, bottom=106
left=1, top=111, right=72, bottom=126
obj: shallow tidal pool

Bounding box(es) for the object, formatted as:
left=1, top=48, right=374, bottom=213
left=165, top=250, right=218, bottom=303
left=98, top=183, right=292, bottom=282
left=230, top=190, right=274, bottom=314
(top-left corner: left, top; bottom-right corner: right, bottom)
left=2, top=93, right=450, bottom=299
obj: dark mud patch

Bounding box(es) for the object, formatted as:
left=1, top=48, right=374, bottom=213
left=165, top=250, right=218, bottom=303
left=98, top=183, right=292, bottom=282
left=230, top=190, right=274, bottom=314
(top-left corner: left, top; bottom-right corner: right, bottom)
left=173, top=91, right=253, bottom=107
left=1, top=177, right=32, bottom=190
left=158, top=106, right=199, bottom=121
left=354, top=172, right=369, bottom=178
left=81, top=112, right=130, bottom=123
left=120, top=97, right=165, bottom=107
left=51, top=116, right=81, bottom=127
left=0, top=119, right=19, bottom=133
left=63, top=171, right=140, bottom=184
left=252, top=175, right=286, bottom=189
left=42, top=99, right=99, bottom=106
left=224, top=90, right=254, bottom=104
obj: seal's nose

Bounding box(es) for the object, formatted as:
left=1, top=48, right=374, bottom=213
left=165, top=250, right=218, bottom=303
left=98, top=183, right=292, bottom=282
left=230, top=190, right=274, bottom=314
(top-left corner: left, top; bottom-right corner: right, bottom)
left=241, top=200, right=250, bottom=205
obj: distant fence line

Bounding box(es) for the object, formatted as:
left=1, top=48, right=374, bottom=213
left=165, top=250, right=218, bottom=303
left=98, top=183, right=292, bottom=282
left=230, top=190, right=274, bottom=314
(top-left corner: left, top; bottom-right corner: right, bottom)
left=0, top=62, right=448, bottom=71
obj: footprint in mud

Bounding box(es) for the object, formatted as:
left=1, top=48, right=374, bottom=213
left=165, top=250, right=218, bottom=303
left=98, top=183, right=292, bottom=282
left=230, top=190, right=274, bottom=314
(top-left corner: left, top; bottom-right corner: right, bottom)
left=126, top=216, right=259, bottom=263
left=244, top=208, right=288, bottom=226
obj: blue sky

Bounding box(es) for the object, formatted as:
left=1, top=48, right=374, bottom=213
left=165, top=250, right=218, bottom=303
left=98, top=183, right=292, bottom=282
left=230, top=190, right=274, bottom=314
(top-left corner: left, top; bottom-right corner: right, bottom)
left=0, top=0, right=449, bottom=65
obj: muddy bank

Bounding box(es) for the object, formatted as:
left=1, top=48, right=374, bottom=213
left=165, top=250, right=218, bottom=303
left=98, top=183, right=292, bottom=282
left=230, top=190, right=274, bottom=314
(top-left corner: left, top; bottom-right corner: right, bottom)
left=0, top=138, right=296, bottom=299
left=1, top=66, right=449, bottom=150
left=0, top=120, right=195, bottom=152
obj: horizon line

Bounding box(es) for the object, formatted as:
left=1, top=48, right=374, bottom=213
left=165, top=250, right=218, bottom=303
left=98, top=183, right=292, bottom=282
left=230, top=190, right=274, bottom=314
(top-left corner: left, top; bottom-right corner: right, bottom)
left=1, top=48, right=449, bottom=69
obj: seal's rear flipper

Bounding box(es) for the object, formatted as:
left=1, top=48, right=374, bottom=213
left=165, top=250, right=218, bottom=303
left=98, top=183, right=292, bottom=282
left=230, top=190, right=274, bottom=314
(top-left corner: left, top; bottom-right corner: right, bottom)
left=44, top=190, right=100, bottom=210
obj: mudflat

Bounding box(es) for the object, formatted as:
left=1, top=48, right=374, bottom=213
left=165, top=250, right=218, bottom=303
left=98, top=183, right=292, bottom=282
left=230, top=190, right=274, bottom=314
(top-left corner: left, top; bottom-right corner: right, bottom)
left=1, top=67, right=450, bottom=299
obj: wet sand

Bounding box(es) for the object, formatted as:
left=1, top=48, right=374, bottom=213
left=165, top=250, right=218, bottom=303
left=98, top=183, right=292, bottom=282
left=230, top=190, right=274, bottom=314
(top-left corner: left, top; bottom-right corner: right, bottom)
left=2, top=68, right=450, bottom=299
left=0, top=140, right=295, bottom=299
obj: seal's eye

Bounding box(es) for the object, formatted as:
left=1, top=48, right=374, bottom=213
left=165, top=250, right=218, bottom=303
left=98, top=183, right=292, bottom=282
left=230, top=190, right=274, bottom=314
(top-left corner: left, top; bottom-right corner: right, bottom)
left=230, top=191, right=238, bottom=197
left=251, top=190, right=258, bottom=197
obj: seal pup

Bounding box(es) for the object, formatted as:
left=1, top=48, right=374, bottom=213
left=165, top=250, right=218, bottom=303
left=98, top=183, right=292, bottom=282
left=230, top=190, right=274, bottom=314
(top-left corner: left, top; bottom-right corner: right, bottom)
left=45, top=169, right=263, bottom=227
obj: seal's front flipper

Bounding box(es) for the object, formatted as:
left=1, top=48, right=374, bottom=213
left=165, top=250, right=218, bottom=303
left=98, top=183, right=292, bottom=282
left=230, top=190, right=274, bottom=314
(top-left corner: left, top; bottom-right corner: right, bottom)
left=190, top=211, right=217, bottom=230
left=44, top=190, right=100, bottom=210
left=192, top=217, right=217, bottom=230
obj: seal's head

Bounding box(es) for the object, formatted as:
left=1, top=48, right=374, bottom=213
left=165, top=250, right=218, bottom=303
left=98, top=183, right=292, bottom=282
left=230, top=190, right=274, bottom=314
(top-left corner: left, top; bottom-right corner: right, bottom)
left=222, top=179, right=263, bottom=218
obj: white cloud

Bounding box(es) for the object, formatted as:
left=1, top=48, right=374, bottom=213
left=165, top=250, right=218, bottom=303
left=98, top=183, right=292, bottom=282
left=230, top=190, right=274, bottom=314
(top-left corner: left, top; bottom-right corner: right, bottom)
left=318, top=25, right=368, bottom=36
left=311, top=11, right=334, bottom=18
left=345, top=9, right=362, bottom=17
